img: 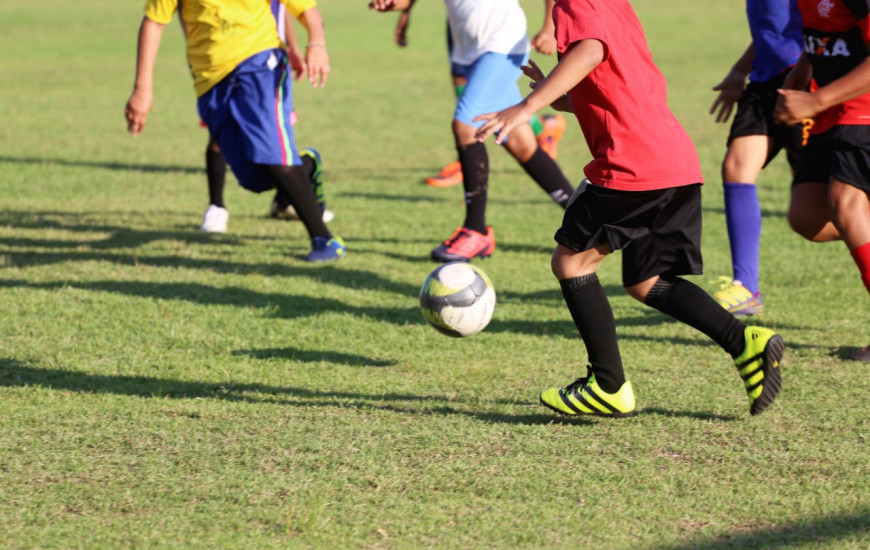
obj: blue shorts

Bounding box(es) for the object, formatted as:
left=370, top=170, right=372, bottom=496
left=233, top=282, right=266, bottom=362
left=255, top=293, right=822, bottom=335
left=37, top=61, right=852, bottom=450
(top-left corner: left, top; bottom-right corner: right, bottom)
left=197, top=49, right=300, bottom=193
left=453, top=52, right=527, bottom=128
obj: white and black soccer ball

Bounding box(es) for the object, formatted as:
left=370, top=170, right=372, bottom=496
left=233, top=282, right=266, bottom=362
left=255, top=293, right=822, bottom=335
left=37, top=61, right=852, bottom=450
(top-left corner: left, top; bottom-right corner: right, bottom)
left=419, top=262, right=496, bottom=338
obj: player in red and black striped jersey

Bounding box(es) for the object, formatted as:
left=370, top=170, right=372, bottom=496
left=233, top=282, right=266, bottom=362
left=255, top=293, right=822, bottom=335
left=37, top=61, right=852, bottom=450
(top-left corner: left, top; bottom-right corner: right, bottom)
left=775, top=0, right=870, bottom=361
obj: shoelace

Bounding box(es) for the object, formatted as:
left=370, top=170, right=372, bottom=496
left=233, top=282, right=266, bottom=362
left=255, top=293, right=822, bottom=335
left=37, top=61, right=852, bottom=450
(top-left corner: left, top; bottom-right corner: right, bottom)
left=563, top=366, right=594, bottom=393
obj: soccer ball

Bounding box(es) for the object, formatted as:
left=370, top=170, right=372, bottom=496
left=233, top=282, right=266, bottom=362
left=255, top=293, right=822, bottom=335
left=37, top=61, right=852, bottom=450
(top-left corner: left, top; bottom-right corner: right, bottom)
left=419, top=262, right=496, bottom=337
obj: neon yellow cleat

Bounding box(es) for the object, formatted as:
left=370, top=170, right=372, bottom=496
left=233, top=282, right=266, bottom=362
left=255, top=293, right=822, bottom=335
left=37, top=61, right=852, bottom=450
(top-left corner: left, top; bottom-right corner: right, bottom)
left=734, top=326, right=783, bottom=415
left=540, top=369, right=635, bottom=417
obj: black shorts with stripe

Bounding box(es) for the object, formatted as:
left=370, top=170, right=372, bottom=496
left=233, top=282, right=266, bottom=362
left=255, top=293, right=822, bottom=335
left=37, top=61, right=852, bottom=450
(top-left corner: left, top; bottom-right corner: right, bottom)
left=794, top=125, right=870, bottom=192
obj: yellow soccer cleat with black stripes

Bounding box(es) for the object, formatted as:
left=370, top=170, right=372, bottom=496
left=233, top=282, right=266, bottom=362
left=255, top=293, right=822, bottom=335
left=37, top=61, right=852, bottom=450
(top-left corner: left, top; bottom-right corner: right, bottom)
left=539, top=369, right=636, bottom=417
left=734, top=326, right=784, bottom=416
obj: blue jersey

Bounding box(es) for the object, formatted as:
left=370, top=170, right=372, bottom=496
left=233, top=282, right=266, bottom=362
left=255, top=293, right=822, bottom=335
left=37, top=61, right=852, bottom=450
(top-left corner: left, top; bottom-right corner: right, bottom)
left=746, top=0, right=803, bottom=82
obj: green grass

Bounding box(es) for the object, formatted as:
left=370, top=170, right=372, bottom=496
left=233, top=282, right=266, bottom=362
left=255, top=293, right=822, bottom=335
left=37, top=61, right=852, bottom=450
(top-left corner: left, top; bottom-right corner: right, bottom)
left=1, top=0, right=869, bottom=548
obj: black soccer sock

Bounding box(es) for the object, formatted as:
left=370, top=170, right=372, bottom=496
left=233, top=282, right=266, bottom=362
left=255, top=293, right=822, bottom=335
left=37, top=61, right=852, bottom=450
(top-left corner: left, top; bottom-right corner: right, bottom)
left=458, top=142, right=489, bottom=234
left=520, top=147, right=574, bottom=208
left=301, top=153, right=316, bottom=180
left=266, top=164, right=330, bottom=239
left=206, top=145, right=227, bottom=208
left=644, top=276, right=746, bottom=358
left=560, top=274, right=626, bottom=393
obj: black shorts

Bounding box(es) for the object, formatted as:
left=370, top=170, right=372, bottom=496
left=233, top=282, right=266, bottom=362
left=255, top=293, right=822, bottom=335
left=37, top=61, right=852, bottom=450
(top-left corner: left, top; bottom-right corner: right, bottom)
left=554, top=180, right=704, bottom=287
left=793, top=125, right=870, bottom=192
left=728, top=73, right=805, bottom=169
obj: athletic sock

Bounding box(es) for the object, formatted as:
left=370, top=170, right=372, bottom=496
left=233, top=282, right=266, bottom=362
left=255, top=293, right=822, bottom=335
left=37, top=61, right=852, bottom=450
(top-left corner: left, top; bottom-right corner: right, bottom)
left=560, top=274, right=625, bottom=393
left=458, top=142, right=488, bottom=234
left=266, top=164, right=330, bottom=238
left=723, top=182, right=762, bottom=293
left=206, top=145, right=227, bottom=209
left=645, top=276, right=747, bottom=359
left=530, top=114, right=544, bottom=136
left=301, top=153, right=315, bottom=180
left=520, top=147, right=574, bottom=208
left=454, top=83, right=466, bottom=98
left=850, top=241, right=870, bottom=294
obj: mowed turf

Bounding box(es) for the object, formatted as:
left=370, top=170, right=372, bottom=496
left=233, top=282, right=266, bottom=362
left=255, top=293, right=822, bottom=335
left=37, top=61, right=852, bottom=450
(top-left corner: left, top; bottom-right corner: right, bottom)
left=0, top=0, right=868, bottom=548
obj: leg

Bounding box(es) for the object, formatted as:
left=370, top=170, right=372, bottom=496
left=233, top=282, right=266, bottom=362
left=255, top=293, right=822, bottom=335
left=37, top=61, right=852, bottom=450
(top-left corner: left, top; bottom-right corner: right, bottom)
left=199, top=139, right=230, bottom=233
left=502, top=123, right=574, bottom=208
left=789, top=182, right=842, bottom=242
left=829, top=179, right=870, bottom=299
left=429, top=120, right=496, bottom=262
left=539, top=244, right=636, bottom=416
left=205, top=139, right=227, bottom=208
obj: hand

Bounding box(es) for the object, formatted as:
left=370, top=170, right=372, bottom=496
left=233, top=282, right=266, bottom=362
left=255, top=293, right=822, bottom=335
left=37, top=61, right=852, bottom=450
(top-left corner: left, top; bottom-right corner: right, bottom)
left=473, top=102, right=535, bottom=145
left=522, top=58, right=547, bottom=90
left=124, top=87, right=152, bottom=136
left=395, top=10, right=410, bottom=47
left=287, top=47, right=307, bottom=81
left=709, top=70, right=746, bottom=123
left=369, top=0, right=397, bottom=11
left=531, top=27, right=556, bottom=55
left=305, top=45, right=330, bottom=88
left=775, top=89, right=821, bottom=125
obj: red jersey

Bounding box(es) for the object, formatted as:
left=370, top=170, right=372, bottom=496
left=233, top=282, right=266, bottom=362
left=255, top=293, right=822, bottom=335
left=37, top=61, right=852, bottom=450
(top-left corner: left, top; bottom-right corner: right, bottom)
left=798, top=0, right=870, bottom=132
left=552, top=0, right=702, bottom=191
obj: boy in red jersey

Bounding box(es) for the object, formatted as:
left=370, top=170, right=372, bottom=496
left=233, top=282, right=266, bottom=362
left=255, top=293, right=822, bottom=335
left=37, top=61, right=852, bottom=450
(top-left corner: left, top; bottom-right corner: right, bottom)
left=775, top=0, right=870, bottom=361
left=475, top=0, right=784, bottom=416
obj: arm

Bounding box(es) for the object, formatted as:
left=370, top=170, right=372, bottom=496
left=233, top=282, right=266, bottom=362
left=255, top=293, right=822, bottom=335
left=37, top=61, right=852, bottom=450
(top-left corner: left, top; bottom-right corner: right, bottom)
left=284, top=9, right=307, bottom=80
left=782, top=51, right=812, bottom=90
left=296, top=6, right=330, bottom=87
left=530, top=0, right=556, bottom=55
left=776, top=51, right=870, bottom=124
left=394, top=0, right=416, bottom=47
left=474, top=38, right=605, bottom=144
left=125, top=16, right=165, bottom=136
left=709, top=43, right=755, bottom=123
left=369, top=0, right=413, bottom=13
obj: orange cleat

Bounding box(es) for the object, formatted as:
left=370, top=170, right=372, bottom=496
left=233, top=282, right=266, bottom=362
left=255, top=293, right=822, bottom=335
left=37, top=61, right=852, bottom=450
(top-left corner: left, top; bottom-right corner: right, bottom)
left=537, top=114, right=567, bottom=160
left=425, top=160, right=463, bottom=188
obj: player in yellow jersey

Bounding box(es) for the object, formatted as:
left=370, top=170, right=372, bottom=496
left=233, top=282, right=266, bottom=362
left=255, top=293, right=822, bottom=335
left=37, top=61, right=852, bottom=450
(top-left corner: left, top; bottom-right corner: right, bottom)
left=125, top=0, right=345, bottom=262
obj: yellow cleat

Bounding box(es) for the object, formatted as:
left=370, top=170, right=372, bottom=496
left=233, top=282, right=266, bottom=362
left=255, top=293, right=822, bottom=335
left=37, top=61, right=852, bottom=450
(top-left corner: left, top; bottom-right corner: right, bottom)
left=734, top=326, right=783, bottom=415
left=540, top=369, right=635, bottom=417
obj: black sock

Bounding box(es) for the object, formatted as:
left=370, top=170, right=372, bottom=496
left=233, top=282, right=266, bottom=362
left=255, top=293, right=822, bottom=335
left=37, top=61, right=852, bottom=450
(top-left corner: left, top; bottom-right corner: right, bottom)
left=266, top=164, right=330, bottom=239
left=560, top=274, right=626, bottom=393
left=206, top=145, right=227, bottom=208
left=458, top=142, right=488, bottom=233
left=644, top=276, right=746, bottom=358
left=520, top=147, right=574, bottom=208
left=301, top=154, right=315, bottom=180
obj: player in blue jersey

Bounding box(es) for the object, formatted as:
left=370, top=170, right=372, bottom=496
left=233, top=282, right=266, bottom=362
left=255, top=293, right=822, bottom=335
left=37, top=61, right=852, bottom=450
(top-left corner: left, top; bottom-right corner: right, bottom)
left=708, top=0, right=806, bottom=315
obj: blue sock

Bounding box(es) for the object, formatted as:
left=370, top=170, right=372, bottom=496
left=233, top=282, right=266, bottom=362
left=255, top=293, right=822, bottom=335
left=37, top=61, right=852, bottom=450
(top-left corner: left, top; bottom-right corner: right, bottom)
left=723, top=182, right=761, bottom=294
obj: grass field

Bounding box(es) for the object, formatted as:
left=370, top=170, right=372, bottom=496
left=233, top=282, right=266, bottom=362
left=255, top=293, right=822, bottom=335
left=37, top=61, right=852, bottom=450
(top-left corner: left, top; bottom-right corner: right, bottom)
left=1, top=0, right=869, bottom=548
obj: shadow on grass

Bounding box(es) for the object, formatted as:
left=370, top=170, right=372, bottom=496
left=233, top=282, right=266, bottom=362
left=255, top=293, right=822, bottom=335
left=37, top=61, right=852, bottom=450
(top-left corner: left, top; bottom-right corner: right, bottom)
left=660, top=506, right=870, bottom=550
left=0, top=278, right=420, bottom=325
left=234, top=347, right=395, bottom=367
left=0, top=155, right=203, bottom=175
left=0, top=358, right=568, bottom=426
left=640, top=407, right=737, bottom=422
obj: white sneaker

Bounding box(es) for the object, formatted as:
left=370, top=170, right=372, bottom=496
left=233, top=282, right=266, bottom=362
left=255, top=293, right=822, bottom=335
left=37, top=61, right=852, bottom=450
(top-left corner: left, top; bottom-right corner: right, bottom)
left=270, top=201, right=334, bottom=223
left=199, top=205, right=228, bottom=233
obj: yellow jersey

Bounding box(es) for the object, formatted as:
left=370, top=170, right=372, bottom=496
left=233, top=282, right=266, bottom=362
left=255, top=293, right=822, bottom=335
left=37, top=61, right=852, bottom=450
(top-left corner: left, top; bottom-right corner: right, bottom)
left=145, top=0, right=316, bottom=97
